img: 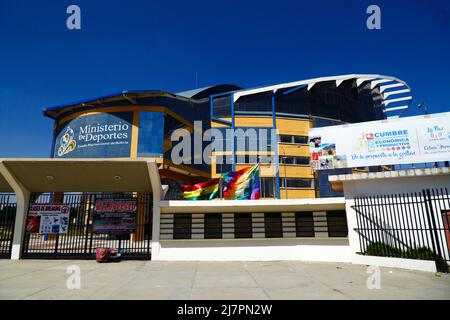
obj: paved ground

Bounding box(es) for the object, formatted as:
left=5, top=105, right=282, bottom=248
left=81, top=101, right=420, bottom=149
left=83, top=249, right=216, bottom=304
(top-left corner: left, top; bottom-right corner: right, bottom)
left=0, top=260, right=449, bottom=299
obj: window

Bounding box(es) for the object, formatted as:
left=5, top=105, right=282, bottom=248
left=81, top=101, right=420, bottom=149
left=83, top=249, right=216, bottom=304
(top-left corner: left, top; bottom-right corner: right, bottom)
left=213, top=95, right=231, bottom=117
left=204, top=213, right=222, bottom=239
left=294, top=136, right=308, bottom=144
left=279, top=156, right=310, bottom=165
left=261, top=177, right=275, bottom=198
left=215, top=155, right=233, bottom=174
left=236, top=154, right=274, bottom=164
left=295, top=212, right=314, bottom=237
left=279, top=135, right=308, bottom=144
left=173, top=214, right=191, bottom=239
left=235, top=92, right=272, bottom=113
left=264, top=212, right=282, bottom=238
left=326, top=211, right=348, bottom=237
left=137, top=111, right=164, bottom=157
left=281, top=178, right=314, bottom=189
left=234, top=213, right=252, bottom=238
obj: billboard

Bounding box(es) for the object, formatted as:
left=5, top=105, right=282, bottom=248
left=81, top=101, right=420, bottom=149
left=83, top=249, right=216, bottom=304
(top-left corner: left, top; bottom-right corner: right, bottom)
left=27, top=204, right=70, bottom=234
left=93, top=199, right=137, bottom=234
left=54, top=112, right=133, bottom=158
left=309, top=112, right=450, bottom=170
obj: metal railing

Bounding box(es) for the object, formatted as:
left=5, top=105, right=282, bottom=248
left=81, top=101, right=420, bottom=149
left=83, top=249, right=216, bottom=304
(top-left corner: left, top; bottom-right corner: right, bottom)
left=0, top=193, right=17, bottom=258
left=353, top=188, right=450, bottom=272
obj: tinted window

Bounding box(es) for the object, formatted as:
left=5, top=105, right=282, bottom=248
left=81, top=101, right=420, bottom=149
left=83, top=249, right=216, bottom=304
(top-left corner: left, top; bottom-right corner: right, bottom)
left=264, top=212, right=282, bottom=238
left=295, top=212, right=314, bottom=237
left=234, top=213, right=252, bottom=238
left=204, top=213, right=222, bottom=239
left=327, top=211, right=348, bottom=237
left=173, top=214, right=191, bottom=239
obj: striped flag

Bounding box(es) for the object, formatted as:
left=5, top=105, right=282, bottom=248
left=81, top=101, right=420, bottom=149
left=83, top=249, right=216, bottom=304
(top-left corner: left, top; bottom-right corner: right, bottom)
left=181, top=179, right=220, bottom=200
left=222, top=165, right=261, bottom=200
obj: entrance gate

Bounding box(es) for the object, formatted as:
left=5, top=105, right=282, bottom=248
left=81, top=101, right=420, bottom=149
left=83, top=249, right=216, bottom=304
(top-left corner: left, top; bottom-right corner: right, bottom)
left=22, top=192, right=152, bottom=260
left=0, top=193, right=16, bottom=258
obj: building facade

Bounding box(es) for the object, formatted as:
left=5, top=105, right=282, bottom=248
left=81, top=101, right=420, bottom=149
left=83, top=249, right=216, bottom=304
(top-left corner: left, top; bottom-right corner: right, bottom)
left=44, top=74, right=412, bottom=199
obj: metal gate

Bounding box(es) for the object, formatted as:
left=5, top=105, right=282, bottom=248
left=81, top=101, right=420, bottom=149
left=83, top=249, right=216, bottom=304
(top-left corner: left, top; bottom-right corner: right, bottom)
left=22, top=192, right=152, bottom=260
left=0, top=193, right=17, bottom=258
left=353, top=188, right=450, bottom=272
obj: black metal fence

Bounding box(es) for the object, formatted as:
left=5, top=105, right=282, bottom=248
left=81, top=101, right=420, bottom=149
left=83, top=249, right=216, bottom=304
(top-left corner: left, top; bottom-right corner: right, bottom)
left=353, top=188, right=450, bottom=272
left=22, top=192, right=152, bottom=260
left=0, top=193, right=16, bottom=258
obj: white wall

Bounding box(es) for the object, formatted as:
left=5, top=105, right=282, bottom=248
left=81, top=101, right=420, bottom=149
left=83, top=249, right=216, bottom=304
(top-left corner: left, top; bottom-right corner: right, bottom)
left=155, top=238, right=351, bottom=262
left=343, top=175, right=450, bottom=197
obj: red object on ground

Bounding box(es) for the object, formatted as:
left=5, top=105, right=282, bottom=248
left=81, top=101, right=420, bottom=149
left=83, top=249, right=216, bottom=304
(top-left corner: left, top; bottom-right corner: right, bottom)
left=96, top=248, right=109, bottom=263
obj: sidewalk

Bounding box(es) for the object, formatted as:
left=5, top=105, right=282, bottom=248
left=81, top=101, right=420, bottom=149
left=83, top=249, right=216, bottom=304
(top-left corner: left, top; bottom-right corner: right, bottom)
left=0, top=260, right=449, bottom=299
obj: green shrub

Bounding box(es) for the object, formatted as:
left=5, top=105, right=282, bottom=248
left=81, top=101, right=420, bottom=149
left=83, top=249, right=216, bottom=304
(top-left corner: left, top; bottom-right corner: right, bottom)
left=405, top=247, right=437, bottom=260
left=364, top=242, right=403, bottom=257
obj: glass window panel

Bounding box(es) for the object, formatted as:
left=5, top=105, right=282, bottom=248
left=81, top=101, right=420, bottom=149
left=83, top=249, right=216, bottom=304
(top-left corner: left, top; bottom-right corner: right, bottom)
left=137, top=111, right=164, bottom=157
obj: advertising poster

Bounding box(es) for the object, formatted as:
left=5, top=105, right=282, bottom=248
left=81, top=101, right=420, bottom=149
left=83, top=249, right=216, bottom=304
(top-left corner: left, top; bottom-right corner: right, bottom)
left=27, top=204, right=70, bottom=234
left=54, top=112, right=133, bottom=158
left=93, top=199, right=137, bottom=234
left=309, top=112, right=450, bottom=170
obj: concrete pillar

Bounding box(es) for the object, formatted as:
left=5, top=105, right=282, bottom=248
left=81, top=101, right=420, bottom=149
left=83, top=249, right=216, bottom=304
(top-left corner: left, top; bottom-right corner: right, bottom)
left=0, top=161, right=30, bottom=260
left=148, top=161, right=162, bottom=260
left=345, top=198, right=360, bottom=262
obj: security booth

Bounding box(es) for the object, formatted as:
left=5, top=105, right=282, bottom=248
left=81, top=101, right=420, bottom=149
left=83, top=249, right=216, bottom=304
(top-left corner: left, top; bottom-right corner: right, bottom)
left=0, top=159, right=161, bottom=260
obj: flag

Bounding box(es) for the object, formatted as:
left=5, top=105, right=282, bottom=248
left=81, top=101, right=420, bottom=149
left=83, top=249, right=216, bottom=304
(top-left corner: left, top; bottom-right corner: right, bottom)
left=181, top=179, right=220, bottom=200
left=222, top=165, right=260, bottom=200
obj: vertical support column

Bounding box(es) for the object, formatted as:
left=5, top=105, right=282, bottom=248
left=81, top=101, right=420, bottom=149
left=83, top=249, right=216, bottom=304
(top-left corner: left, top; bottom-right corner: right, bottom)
left=271, top=91, right=280, bottom=199
left=0, top=162, right=30, bottom=260
left=130, top=111, right=140, bottom=158
left=148, top=161, right=162, bottom=260
left=345, top=198, right=361, bottom=262
left=11, top=190, right=30, bottom=260
left=231, top=93, right=236, bottom=172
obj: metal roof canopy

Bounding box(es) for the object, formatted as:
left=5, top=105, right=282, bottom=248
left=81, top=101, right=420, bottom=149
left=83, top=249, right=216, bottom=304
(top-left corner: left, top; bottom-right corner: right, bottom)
left=0, top=158, right=160, bottom=193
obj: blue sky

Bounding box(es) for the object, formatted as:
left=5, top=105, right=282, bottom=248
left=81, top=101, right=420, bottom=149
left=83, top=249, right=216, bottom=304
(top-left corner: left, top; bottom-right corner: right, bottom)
left=0, top=0, right=449, bottom=157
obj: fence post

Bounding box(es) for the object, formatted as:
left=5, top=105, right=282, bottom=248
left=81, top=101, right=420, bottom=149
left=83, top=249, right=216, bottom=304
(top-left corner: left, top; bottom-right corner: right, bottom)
left=423, top=189, right=444, bottom=270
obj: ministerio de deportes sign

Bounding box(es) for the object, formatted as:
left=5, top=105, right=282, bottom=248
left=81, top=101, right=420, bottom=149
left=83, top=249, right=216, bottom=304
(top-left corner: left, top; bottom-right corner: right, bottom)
left=309, top=112, right=450, bottom=170
left=54, top=112, right=132, bottom=158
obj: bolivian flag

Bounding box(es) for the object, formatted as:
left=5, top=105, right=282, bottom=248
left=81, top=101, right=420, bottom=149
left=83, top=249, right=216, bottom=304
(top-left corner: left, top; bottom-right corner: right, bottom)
left=181, top=179, right=220, bottom=200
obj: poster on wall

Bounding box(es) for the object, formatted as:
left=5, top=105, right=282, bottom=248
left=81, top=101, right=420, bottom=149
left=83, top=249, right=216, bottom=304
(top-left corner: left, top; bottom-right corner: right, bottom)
left=27, top=204, right=70, bottom=234
left=93, top=199, right=137, bottom=234
left=309, top=112, right=450, bottom=170
left=54, top=112, right=133, bottom=158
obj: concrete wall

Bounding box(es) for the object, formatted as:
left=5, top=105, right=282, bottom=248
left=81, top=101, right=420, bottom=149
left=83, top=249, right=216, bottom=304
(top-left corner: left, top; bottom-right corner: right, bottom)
left=342, top=175, right=450, bottom=197
left=156, top=238, right=351, bottom=262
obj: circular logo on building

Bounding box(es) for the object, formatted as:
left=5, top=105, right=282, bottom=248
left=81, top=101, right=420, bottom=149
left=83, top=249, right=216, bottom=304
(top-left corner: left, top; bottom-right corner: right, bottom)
left=57, top=127, right=77, bottom=156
